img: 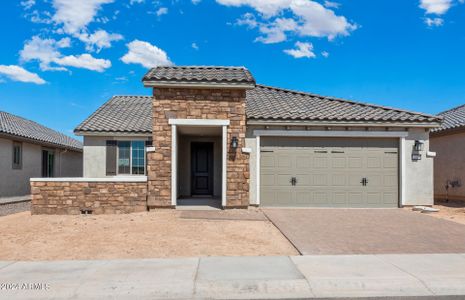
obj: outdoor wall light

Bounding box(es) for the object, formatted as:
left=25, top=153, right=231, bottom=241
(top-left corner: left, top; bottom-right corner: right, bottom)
left=231, top=136, right=239, bottom=149
left=414, top=140, right=425, bottom=152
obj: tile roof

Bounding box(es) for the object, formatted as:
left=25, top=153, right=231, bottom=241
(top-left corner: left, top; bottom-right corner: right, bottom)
left=432, top=104, right=465, bottom=133
left=0, top=111, right=82, bottom=151
left=75, top=86, right=441, bottom=134
left=74, top=95, right=153, bottom=134
left=142, top=66, right=256, bottom=87
left=246, top=85, right=441, bottom=124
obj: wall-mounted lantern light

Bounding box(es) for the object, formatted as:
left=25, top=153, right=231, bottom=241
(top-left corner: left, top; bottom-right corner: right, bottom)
left=414, top=140, right=425, bottom=152
left=231, top=136, right=239, bottom=149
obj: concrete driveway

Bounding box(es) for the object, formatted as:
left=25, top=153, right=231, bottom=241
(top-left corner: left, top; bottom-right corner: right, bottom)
left=263, top=209, right=465, bottom=255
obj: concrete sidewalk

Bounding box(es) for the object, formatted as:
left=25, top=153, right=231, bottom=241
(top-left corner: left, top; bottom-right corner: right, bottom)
left=1, top=254, right=465, bottom=299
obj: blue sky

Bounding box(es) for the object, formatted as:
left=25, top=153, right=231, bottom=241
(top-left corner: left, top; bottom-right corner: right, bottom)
left=1, top=0, right=465, bottom=140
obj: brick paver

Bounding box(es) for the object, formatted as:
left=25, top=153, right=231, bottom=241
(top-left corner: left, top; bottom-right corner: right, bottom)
left=263, top=209, right=465, bottom=255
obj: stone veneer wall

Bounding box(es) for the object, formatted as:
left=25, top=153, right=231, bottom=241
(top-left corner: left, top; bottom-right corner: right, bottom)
left=148, top=88, right=249, bottom=208
left=31, top=181, right=147, bottom=215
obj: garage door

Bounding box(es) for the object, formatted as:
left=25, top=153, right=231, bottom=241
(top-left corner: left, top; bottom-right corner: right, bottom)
left=260, top=137, right=399, bottom=208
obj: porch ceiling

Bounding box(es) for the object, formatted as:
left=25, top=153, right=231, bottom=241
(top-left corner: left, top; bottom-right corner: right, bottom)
left=177, top=126, right=222, bottom=136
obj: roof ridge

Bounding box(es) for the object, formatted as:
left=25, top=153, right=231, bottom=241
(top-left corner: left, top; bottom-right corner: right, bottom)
left=437, top=103, right=465, bottom=116
left=157, top=65, right=247, bottom=69
left=111, top=95, right=152, bottom=98
left=255, top=84, right=441, bottom=120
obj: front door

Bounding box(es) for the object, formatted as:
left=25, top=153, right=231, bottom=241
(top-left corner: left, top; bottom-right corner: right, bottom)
left=191, top=142, right=214, bottom=196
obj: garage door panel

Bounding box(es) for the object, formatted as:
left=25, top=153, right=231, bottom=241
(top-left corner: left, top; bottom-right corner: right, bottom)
left=313, top=156, right=328, bottom=168
left=277, top=174, right=292, bottom=186
left=312, top=174, right=329, bottom=186
left=368, top=156, right=383, bottom=168
left=260, top=138, right=398, bottom=208
left=260, top=154, right=276, bottom=168
left=348, top=157, right=362, bottom=168
left=331, top=174, right=347, bottom=186
left=332, top=157, right=347, bottom=168
left=348, top=192, right=364, bottom=204
left=278, top=155, right=292, bottom=168
left=333, top=192, right=347, bottom=204
left=261, top=174, right=275, bottom=186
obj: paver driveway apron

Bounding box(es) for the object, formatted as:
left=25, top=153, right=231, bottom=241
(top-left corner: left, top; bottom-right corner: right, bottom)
left=263, top=208, right=465, bottom=255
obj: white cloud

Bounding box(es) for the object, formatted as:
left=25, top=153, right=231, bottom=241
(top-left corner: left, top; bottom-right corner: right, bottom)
left=77, top=30, right=124, bottom=52
left=54, top=54, right=111, bottom=72
left=192, top=0, right=202, bottom=4
left=321, top=50, right=329, bottom=57
left=425, top=17, right=444, bottom=26
left=20, top=0, right=36, bottom=10
left=156, top=7, right=168, bottom=16
left=256, top=18, right=298, bottom=44
left=121, top=40, right=172, bottom=68
left=20, top=36, right=111, bottom=72
left=420, top=0, right=452, bottom=14
left=192, top=42, right=199, bottom=50
left=220, top=0, right=357, bottom=43
left=0, top=65, right=46, bottom=84
left=324, top=1, right=340, bottom=9
left=20, top=36, right=69, bottom=71
left=51, top=0, right=114, bottom=34
left=130, top=0, right=145, bottom=4
left=284, top=41, right=316, bottom=58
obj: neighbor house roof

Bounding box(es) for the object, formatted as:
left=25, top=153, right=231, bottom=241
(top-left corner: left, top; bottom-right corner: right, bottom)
left=74, top=95, right=153, bottom=134
left=142, top=66, right=256, bottom=88
left=0, top=111, right=82, bottom=151
left=75, top=85, right=441, bottom=135
left=246, top=85, right=441, bottom=124
left=431, top=104, right=465, bottom=134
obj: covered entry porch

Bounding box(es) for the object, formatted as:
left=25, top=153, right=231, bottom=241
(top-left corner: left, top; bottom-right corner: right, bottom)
left=169, top=119, right=229, bottom=209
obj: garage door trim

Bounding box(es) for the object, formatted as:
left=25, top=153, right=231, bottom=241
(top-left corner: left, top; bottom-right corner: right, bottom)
left=254, top=130, right=407, bottom=207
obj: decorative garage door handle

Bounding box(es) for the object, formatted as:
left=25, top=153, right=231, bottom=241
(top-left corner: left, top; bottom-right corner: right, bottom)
left=290, top=177, right=297, bottom=186
left=360, top=178, right=368, bottom=186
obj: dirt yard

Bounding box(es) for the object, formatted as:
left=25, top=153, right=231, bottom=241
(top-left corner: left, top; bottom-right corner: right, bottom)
left=0, top=210, right=297, bottom=261
left=424, top=200, right=465, bottom=225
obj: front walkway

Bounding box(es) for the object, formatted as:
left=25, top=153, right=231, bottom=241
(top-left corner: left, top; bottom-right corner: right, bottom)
left=1, top=254, right=465, bottom=299
left=263, top=208, right=465, bottom=255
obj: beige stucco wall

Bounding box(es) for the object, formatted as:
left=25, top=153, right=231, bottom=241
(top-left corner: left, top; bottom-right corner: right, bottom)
left=82, top=135, right=150, bottom=178
left=403, top=128, right=434, bottom=206
left=0, top=137, right=82, bottom=198
left=178, top=135, right=222, bottom=198
left=430, top=131, right=465, bottom=201
left=246, top=126, right=434, bottom=207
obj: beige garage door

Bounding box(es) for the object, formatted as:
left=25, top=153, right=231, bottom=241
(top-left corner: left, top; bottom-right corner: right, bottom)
left=260, top=137, right=399, bottom=208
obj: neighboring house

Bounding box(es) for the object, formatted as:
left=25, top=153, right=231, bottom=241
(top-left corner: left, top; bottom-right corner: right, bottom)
left=32, top=66, right=442, bottom=214
left=0, top=111, right=83, bottom=198
left=430, top=104, right=465, bottom=201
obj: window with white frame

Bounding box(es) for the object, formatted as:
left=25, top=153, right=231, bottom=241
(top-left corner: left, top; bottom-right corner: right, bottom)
left=117, top=141, right=146, bottom=175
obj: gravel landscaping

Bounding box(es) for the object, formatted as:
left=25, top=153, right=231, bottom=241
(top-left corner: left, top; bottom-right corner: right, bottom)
left=0, top=201, right=30, bottom=217
left=0, top=209, right=298, bottom=261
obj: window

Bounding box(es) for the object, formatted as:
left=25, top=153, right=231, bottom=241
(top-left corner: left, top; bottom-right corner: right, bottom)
left=12, top=142, right=22, bottom=169
left=117, top=141, right=145, bottom=175
left=42, top=150, right=54, bottom=177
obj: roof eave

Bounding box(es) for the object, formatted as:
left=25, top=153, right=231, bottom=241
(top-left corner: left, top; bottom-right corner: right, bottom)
left=0, top=132, right=82, bottom=152
left=246, top=119, right=442, bottom=128
left=74, top=130, right=153, bottom=137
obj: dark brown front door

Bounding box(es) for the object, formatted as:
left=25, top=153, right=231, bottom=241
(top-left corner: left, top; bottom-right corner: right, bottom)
left=191, top=142, right=214, bottom=196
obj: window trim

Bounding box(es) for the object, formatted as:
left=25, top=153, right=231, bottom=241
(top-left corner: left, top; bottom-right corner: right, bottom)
left=12, top=141, right=22, bottom=170
left=116, top=140, right=146, bottom=176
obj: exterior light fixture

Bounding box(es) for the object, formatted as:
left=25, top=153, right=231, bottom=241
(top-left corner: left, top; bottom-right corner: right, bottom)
left=231, top=136, right=239, bottom=149
left=414, top=140, right=424, bottom=152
